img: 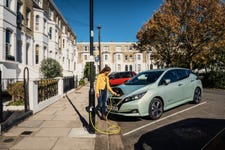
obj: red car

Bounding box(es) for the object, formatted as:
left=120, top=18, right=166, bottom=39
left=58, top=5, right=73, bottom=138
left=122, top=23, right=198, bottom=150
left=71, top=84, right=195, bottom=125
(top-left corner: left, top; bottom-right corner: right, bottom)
left=109, top=71, right=136, bottom=86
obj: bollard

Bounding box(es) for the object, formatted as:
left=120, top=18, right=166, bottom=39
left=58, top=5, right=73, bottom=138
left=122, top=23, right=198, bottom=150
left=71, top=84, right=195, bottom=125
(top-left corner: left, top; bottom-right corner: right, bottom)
left=23, top=67, right=29, bottom=112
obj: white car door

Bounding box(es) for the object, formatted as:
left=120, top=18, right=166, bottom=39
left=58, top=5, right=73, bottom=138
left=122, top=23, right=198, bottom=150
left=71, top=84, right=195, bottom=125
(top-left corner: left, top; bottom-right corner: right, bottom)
left=157, top=70, right=183, bottom=106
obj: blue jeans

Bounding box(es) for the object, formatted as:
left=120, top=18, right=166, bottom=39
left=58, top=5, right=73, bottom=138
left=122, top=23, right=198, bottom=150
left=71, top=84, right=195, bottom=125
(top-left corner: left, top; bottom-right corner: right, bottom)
left=96, top=87, right=107, bottom=116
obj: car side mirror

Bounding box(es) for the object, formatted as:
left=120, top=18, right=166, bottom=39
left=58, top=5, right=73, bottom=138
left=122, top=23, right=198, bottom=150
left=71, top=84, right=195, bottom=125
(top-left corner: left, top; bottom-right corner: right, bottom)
left=163, top=79, right=171, bottom=85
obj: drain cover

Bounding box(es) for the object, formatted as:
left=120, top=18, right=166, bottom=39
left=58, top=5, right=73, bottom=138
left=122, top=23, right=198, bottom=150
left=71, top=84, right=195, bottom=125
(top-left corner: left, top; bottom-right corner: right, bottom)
left=3, top=138, right=15, bottom=143
left=20, top=131, right=33, bottom=135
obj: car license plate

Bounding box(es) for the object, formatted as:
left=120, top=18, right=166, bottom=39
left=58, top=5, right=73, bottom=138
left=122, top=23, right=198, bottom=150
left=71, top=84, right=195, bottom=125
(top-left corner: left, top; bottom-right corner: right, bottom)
left=107, top=105, right=118, bottom=111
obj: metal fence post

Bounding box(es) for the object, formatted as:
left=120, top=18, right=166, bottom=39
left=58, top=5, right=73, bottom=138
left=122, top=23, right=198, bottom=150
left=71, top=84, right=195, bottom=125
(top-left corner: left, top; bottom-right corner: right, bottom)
left=0, top=69, right=3, bottom=122
left=23, top=67, right=29, bottom=112
left=75, top=75, right=78, bottom=88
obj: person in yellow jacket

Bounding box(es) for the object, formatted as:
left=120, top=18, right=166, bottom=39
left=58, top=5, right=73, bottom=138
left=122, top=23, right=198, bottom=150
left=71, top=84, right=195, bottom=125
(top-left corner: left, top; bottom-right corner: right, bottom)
left=95, top=66, right=119, bottom=120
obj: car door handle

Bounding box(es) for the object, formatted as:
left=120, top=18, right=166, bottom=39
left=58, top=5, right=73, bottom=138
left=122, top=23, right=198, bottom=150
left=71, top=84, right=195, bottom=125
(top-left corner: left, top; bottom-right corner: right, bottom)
left=178, top=83, right=183, bottom=86
left=191, top=80, right=195, bottom=82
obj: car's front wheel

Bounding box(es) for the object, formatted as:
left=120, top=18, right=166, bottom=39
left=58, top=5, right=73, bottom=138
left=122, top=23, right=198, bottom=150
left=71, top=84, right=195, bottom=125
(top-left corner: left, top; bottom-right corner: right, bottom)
left=149, top=98, right=163, bottom=120
left=193, top=87, right=201, bottom=104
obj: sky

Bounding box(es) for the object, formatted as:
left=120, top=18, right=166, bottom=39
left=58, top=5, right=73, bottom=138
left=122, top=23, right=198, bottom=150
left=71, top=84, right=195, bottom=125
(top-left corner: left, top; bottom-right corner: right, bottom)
left=53, top=0, right=163, bottom=42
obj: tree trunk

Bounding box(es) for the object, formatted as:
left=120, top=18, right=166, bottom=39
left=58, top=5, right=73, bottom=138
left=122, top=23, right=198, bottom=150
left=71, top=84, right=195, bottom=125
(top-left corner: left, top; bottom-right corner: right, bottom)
left=189, top=61, right=193, bottom=70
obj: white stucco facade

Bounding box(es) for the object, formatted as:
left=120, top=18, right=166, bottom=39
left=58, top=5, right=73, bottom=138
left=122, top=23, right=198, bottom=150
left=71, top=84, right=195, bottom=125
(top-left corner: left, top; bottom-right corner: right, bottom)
left=0, top=0, right=78, bottom=81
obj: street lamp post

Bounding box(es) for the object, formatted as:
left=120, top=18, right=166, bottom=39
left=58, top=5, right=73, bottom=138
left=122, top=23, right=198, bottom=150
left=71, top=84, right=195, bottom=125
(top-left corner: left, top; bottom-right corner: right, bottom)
left=89, top=0, right=95, bottom=134
left=97, top=24, right=101, bottom=72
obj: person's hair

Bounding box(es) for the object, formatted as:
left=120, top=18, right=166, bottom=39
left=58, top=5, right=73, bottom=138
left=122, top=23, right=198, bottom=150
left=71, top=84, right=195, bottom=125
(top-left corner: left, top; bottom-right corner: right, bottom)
left=100, top=66, right=111, bottom=74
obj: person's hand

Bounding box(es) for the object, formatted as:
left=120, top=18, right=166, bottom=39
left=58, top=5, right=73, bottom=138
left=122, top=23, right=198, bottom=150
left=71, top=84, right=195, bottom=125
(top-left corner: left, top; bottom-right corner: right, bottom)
left=113, top=92, right=120, bottom=96
left=96, top=93, right=100, bottom=98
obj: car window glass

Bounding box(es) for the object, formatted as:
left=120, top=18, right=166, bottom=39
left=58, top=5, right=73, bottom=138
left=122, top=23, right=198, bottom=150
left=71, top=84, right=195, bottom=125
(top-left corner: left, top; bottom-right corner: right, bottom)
left=121, top=72, right=131, bottom=78
left=109, top=73, right=116, bottom=79
left=176, top=69, right=186, bottom=80
left=114, top=73, right=121, bottom=79
left=159, top=70, right=178, bottom=85
left=125, top=71, right=164, bottom=85
left=177, top=69, right=191, bottom=80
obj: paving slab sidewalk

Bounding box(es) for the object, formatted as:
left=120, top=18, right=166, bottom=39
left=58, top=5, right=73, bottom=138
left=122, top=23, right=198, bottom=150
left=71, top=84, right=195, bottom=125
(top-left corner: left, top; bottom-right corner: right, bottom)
left=1, top=84, right=95, bottom=150
left=0, top=83, right=124, bottom=150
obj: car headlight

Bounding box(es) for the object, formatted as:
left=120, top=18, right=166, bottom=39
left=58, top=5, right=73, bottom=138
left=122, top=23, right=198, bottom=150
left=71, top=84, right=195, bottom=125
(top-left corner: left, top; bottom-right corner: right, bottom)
left=123, top=91, right=147, bottom=102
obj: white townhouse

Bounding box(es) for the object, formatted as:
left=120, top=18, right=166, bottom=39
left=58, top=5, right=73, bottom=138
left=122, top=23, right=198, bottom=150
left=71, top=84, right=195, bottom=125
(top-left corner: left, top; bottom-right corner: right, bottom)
left=77, top=42, right=158, bottom=79
left=0, top=0, right=78, bottom=81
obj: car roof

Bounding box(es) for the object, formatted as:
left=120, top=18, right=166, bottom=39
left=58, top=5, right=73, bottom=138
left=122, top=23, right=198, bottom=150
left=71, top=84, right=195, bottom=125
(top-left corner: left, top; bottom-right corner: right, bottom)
left=142, top=67, right=189, bottom=73
left=110, top=71, right=135, bottom=74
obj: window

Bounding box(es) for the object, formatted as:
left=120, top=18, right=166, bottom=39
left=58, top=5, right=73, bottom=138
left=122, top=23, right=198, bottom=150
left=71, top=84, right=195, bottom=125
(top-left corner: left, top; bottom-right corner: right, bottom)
left=34, top=0, right=41, bottom=7
left=84, top=55, right=87, bottom=60
left=49, top=27, right=52, bottom=39
left=26, top=8, right=31, bottom=28
left=138, top=64, right=141, bottom=72
left=74, top=62, right=76, bottom=70
left=55, top=29, right=58, bottom=42
left=117, top=64, right=121, bottom=71
left=63, top=39, right=65, bottom=48
left=62, top=25, right=65, bottom=33
left=6, top=0, right=11, bottom=8
left=129, top=46, right=133, bottom=50
left=56, top=16, right=58, bottom=25
left=176, top=69, right=190, bottom=80
left=125, top=65, right=128, bottom=71
left=138, top=54, right=141, bottom=60
left=125, top=55, right=128, bottom=61
left=44, top=46, right=47, bottom=59
left=59, top=20, right=61, bottom=28
left=126, top=71, right=164, bottom=85
left=5, top=29, right=12, bottom=59
left=84, top=46, right=88, bottom=51
left=17, top=40, right=22, bottom=62
left=35, top=15, right=39, bottom=31
left=130, top=55, right=133, bottom=61
left=104, top=55, right=108, bottom=61
left=17, top=2, right=23, bottom=29
left=44, top=19, right=47, bottom=34
left=116, top=46, right=121, bottom=51
left=129, top=65, right=132, bottom=71
left=150, top=64, right=153, bottom=69
left=125, top=46, right=128, bottom=51
left=159, top=70, right=179, bottom=85
left=117, top=54, right=121, bottom=60
left=49, top=8, right=53, bottom=20
left=35, top=45, right=39, bottom=64
left=103, top=46, right=109, bottom=51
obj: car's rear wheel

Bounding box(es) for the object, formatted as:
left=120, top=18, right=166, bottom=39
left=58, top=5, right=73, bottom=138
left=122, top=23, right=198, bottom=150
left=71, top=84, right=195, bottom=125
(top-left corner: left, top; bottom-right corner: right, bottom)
left=149, top=98, right=163, bottom=120
left=193, top=87, right=201, bottom=104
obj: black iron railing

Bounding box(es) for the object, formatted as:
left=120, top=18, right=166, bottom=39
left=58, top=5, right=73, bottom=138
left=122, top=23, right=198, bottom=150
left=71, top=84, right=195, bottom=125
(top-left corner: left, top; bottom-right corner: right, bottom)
left=63, top=76, right=75, bottom=93
left=37, top=79, right=58, bottom=103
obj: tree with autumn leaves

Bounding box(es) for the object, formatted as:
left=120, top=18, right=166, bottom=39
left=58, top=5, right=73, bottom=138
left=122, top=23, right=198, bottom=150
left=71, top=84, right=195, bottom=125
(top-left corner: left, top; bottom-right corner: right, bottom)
left=137, top=0, right=225, bottom=70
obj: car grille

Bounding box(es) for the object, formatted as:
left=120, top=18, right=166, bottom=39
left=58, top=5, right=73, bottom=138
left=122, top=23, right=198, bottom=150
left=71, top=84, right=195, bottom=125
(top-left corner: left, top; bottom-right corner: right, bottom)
left=107, top=98, right=123, bottom=107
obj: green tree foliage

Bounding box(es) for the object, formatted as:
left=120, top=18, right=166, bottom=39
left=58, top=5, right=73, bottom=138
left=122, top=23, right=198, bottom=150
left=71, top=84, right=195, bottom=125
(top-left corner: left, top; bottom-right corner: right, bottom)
left=83, top=62, right=96, bottom=81
left=137, top=0, right=225, bottom=69
left=84, top=62, right=91, bottom=80
left=40, top=58, right=63, bottom=78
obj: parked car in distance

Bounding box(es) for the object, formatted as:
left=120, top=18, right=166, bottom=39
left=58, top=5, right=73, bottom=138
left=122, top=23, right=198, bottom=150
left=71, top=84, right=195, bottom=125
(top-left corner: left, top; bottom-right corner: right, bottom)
left=109, top=71, right=136, bottom=86
left=107, top=68, right=203, bottom=120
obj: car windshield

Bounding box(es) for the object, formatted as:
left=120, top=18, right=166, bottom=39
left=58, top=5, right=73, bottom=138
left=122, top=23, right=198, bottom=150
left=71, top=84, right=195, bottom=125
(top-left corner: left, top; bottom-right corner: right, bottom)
left=125, top=71, right=164, bottom=85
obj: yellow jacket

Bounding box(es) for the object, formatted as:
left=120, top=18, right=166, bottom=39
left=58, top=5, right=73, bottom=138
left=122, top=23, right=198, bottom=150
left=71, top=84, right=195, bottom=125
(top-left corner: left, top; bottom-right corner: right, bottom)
left=95, top=73, right=114, bottom=95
